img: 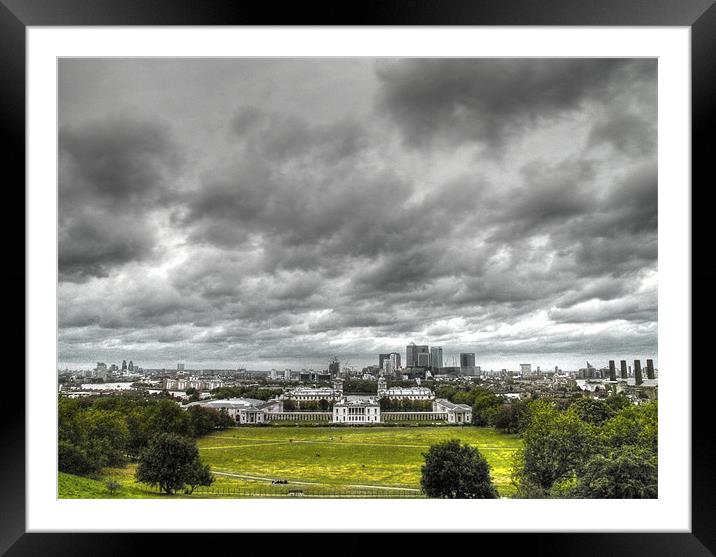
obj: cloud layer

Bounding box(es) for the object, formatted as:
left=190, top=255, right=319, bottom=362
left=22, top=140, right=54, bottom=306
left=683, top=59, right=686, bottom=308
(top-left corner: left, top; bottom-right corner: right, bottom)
left=58, top=58, right=657, bottom=370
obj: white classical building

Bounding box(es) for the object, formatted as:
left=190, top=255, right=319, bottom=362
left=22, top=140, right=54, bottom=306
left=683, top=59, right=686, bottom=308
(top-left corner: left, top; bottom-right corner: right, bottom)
left=332, top=397, right=381, bottom=424
left=433, top=399, right=472, bottom=423
left=282, top=386, right=341, bottom=403
left=185, top=388, right=473, bottom=425
left=163, top=377, right=223, bottom=391
left=381, top=387, right=434, bottom=400
left=377, top=377, right=434, bottom=400
left=185, top=398, right=282, bottom=424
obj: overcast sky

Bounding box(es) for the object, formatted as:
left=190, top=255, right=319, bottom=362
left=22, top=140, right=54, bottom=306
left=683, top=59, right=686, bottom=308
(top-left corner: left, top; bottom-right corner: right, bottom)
left=58, top=58, right=657, bottom=371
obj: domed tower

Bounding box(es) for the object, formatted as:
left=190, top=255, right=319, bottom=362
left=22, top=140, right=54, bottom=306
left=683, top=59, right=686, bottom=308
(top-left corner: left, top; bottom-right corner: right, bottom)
left=333, top=377, right=344, bottom=397
left=377, top=376, right=387, bottom=398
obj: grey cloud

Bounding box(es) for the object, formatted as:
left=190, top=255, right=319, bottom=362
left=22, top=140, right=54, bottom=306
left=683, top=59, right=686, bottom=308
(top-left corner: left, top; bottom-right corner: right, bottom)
left=60, top=112, right=181, bottom=206
left=376, top=58, right=656, bottom=151
left=58, top=58, right=658, bottom=370
left=59, top=112, right=183, bottom=281
left=59, top=212, right=156, bottom=281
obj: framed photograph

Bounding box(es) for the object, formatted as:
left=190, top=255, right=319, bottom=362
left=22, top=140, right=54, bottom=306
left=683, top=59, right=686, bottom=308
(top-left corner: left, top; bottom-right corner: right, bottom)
left=5, top=0, right=714, bottom=554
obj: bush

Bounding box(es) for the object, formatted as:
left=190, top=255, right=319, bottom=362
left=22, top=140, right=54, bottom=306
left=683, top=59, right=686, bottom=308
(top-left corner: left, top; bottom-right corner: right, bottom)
left=58, top=439, right=100, bottom=476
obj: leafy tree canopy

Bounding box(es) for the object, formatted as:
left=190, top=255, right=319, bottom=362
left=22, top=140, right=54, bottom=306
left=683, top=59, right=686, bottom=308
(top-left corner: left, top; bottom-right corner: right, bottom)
left=421, top=439, right=498, bottom=499
left=136, top=433, right=214, bottom=495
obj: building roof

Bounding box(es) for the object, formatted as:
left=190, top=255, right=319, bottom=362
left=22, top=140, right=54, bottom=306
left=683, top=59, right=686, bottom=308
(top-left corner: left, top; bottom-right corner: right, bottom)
left=186, top=397, right=273, bottom=410
left=435, top=398, right=471, bottom=411
left=335, top=396, right=379, bottom=407
left=384, top=387, right=433, bottom=396
left=286, top=387, right=337, bottom=395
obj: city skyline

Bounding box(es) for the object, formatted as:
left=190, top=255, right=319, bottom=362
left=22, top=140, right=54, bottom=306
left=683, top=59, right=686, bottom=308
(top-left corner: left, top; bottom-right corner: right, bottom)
left=58, top=58, right=658, bottom=372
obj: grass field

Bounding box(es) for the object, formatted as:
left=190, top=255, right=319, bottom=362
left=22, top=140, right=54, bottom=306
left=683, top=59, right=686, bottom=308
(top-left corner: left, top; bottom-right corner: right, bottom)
left=197, top=426, right=521, bottom=496
left=59, top=426, right=522, bottom=498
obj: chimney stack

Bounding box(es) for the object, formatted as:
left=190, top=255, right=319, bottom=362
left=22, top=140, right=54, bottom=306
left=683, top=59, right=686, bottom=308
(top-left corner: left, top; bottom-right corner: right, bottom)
left=634, top=360, right=643, bottom=386
left=646, top=359, right=655, bottom=380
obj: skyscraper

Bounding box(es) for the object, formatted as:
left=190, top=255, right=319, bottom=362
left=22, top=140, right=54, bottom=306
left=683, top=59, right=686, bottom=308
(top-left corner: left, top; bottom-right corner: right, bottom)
left=460, top=353, right=476, bottom=375
left=329, top=357, right=340, bottom=377
left=379, top=352, right=401, bottom=371
left=520, top=363, right=531, bottom=376
left=620, top=360, right=628, bottom=379
left=430, top=346, right=443, bottom=370
left=406, top=343, right=429, bottom=367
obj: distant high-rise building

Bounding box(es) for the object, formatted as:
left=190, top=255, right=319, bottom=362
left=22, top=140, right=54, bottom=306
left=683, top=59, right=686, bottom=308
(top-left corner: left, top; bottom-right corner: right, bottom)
left=460, top=353, right=476, bottom=375
left=177, top=363, right=185, bottom=371
left=379, top=353, right=401, bottom=371
left=646, top=359, right=655, bottom=379
left=390, top=353, right=400, bottom=371
left=634, top=360, right=643, bottom=385
left=430, top=347, right=443, bottom=369
left=329, top=357, right=340, bottom=377
left=620, top=360, right=628, bottom=379
left=417, top=352, right=431, bottom=367
left=608, top=360, right=617, bottom=381
left=382, top=354, right=400, bottom=376
left=520, top=363, right=531, bottom=376
left=406, top=343, right=429, bottom=367
left=122, top=360, right=127, bottom=371
left=460, top=353, right=475, bottom=368
left=128, top=360, right=134, bottom=372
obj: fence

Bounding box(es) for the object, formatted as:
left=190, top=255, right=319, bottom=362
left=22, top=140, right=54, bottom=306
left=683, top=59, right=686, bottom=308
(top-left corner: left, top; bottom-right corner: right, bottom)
left=155, top=484, right=423, bottom=498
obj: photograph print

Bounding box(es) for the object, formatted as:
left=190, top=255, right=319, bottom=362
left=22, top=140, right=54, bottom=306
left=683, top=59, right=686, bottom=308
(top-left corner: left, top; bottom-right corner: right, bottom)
left=57, top=58, right=658, bottom=500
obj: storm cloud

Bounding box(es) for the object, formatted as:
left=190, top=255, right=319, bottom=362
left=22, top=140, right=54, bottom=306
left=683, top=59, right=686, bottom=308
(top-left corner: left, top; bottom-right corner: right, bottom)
left=58, top=58, right=657, bottom=370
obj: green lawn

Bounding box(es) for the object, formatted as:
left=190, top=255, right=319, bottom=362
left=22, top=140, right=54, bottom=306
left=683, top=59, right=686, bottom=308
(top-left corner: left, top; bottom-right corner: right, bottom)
left=59, top=426, right=522, bottom=498
left=198, top=426, right=521, bottom=496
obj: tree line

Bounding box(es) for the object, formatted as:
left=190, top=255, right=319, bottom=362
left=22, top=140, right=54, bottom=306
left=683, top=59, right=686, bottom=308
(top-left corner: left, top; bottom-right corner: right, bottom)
left=210, top=385, right=283, bottom=401
left=58, top=393, right=232, bottom=494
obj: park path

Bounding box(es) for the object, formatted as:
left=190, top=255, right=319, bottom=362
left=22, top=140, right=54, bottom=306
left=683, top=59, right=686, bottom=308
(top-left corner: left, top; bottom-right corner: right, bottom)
left=212, top=470, right=421, bottom=492
left=202, top=436, right=518, bottom=451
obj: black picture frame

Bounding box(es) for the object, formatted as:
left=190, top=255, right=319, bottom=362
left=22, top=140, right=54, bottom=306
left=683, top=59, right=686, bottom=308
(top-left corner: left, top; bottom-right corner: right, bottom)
left=3, top=0, right=714, bottom=554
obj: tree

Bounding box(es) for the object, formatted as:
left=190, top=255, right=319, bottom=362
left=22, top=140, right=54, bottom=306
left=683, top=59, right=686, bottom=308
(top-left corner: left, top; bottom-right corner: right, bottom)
left=188, top=406, right=219, bottom=436
left=420, top=439, right=498, bottom=499
left=79, top=409, right=129, bottom=468
left=513, top=400, right=594, bottom=496
left=216, top=408, right=235, bottom=429
left=574, top=447, right=657, bottom=499
left=471, top=390, right=502, bottom=426
left=493, top=400, right=531, bottom=434
left=136, top=433, right=212, bottom=495
left=58, top=439, right=99, bottom=476
left=184, top=461, right=214, bottom=494
left=568, top=398, right=613, bottom=425
left=147, top=399, right=192, bottom=438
